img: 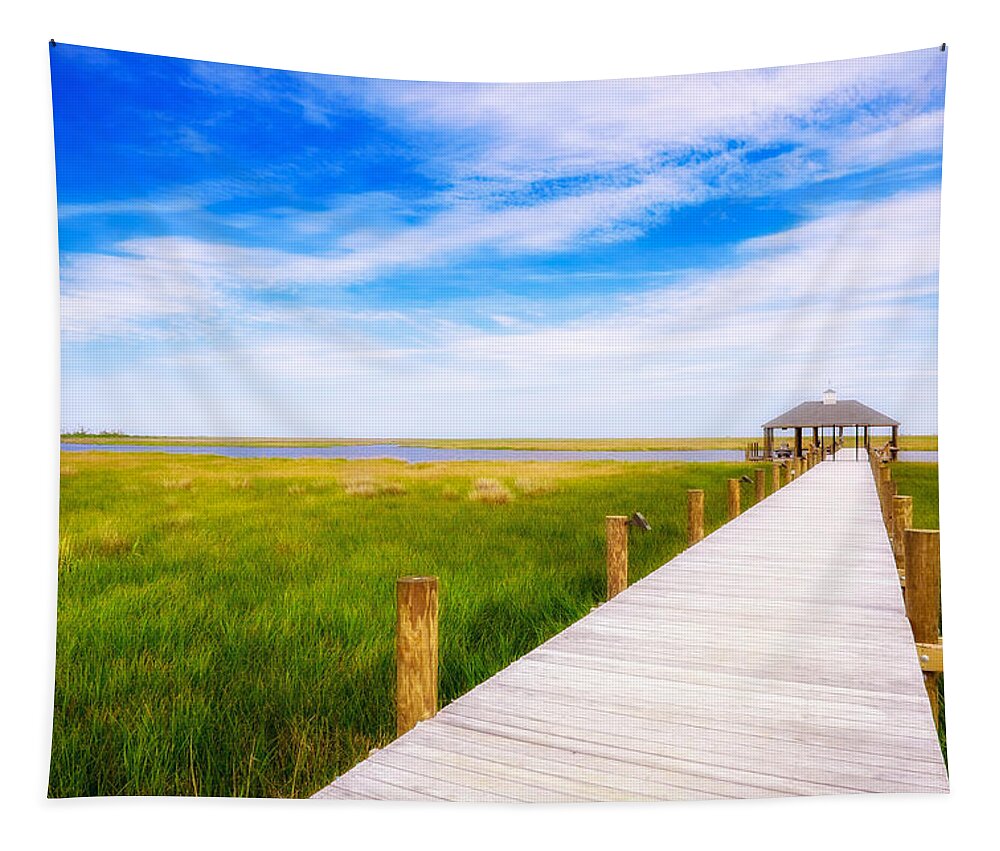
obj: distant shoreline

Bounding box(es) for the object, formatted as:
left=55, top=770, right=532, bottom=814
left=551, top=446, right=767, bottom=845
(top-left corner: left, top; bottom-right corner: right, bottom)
left=59, top=434, right=940, bottom=451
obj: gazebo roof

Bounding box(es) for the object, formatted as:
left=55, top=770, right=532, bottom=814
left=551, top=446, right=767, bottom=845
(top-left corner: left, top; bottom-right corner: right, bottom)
left=762, top=400, right=899, bottom=429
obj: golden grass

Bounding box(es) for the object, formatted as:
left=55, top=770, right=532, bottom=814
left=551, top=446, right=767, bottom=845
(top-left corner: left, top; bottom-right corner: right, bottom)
left=84, top=525, right=137, bottom=558
left=62, top=434, right=942, bottom=451
left=58, top=535, right=75, bottom=573
left=469, top=478, right=513, bottom=504
left=343, top=479, right=408, bottom=497
left=161, top=477, right=194, bottom=491
left=515, top=478, right=559, bottom=496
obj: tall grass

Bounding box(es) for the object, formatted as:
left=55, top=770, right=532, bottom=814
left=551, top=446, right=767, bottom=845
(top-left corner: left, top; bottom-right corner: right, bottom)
left=52, top=452, right=759, bottom=798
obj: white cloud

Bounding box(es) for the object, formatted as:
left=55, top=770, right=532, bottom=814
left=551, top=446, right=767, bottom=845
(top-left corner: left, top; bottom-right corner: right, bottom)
left=59, top=50, right=945, bottom=434
left=63, top=188, right=940, bottom=435
left=60, top=49, right=946, bottom=333
left=303, top=48, right=945, bottom=181
left=60, top=245, right=225, bottom=340
left=832, top=110, right=945, bottom=171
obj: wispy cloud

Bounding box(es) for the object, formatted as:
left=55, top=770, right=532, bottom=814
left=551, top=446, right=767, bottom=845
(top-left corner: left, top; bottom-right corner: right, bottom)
left=53, top=45, right=946, bottom=435
left=62, top=188, right=940, bottom=435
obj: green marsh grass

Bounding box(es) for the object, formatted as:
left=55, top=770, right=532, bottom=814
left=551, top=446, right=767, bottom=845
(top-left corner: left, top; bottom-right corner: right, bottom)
left=53, top=451, right=761, bottom=798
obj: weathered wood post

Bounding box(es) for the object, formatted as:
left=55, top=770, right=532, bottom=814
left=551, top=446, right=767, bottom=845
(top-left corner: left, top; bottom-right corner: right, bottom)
left=904, top=530, right=942, bottom=729
left=606, top=515, right=629, bottom=600
left=688, top=490, right=705, bottom=545
left=727, top=478, right=740, bottom=521
left=878, top=465, right=892, bottom=527
left=772, top=463, right=781, bottom=491
left=754, top=469, right=766, bottom=503
left=396, top=576, right=439, bottom=737
left=892, top=495, right=913, bottom=581
left=884, top=479, right=897, bottom=538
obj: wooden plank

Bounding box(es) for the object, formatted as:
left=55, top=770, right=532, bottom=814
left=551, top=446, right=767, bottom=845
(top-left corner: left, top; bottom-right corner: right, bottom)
left=381, top=738, right=661, bottom=802
left=466, top=661, right=940, bottom=744
left=437, top=698, right=948, bottom=794
left=527, top=647, right=936, bottom=718
left=354, top=743, right=588, bottom=803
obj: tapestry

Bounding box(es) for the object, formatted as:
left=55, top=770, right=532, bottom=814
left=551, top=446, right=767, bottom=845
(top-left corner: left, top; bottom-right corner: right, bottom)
left=50, top=43, right=948, bottom=800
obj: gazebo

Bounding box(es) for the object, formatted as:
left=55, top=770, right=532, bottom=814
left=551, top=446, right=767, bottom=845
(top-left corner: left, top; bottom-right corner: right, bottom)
left=761, top=389, right=900, bottom=460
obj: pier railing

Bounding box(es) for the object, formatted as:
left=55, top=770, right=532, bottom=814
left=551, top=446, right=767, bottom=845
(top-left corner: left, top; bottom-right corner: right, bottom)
left=746, top=438, right=845, bottom=462
left=868, top=446, right=944, bottom=738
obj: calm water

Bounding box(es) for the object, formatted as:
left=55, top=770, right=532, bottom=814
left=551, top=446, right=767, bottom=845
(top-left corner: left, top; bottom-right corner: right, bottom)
left=896, top=451, right=938, bottom=462
left=61, top=443, right=745, bottom=463
left=60, top=443, right=939, bottom=463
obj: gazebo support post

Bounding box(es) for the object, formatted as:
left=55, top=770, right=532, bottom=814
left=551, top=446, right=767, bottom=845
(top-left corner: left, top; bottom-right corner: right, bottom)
left=891, top=425, right=899, bottom=461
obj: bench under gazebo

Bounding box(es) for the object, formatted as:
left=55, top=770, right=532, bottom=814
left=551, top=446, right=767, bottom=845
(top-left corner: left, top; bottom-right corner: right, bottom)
left=761, top=389, right=900, bottom=461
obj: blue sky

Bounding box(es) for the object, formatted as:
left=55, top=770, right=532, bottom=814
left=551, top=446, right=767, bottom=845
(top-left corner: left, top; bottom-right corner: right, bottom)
left=52, top=45, right=946, bottom=437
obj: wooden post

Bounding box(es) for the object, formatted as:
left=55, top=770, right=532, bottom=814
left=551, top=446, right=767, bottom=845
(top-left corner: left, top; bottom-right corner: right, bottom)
left=782, top=463, right=791, bottom=486
left=883, top=479, right=897, bottom=537
left=727, top=479, right=740, bottom=521
left=904, top=530, right=942, bottom=726
left=772, top=463, right=780, bottom=491
left=892, top=495, right=913, bottom=579
left=606, top=515, right=629, bottom=600
left=688, top=490, right=705, bottom=545
left=396, top=576, right=439, bottom=737
left=878, top=465, right=892, bottom=525
left=754, top=469, right=766, bottom=503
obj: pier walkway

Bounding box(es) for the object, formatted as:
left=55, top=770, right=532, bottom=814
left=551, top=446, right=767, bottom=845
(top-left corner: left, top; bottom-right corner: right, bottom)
left=314, top=450, right=948, bottom=801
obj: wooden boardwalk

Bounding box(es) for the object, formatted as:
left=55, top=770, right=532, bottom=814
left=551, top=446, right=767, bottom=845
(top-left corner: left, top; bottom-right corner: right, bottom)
left=313, top=451, right=949, bottom=802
